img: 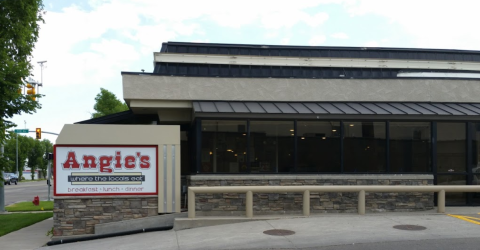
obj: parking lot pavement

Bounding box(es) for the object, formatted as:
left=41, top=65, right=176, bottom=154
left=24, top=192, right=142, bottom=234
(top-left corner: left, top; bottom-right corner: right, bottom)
left=447, top=213, right=480, bottom=225
left=38, top=208, right=480, bottom=250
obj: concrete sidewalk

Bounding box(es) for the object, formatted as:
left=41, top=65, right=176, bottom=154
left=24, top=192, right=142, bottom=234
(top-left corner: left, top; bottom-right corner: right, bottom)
left=2, top=207, right=480, bottom=250
left=0, top=216, right=52, bottom=250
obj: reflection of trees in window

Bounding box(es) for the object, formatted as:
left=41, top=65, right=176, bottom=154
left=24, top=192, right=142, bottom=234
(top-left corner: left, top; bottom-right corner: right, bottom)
left=390, top=122, right=431, bottom=172
left=344, top=122, right=386, bottom=172
left=250, top=121, right=294, bottom=173
left=200, top=120, right=247, bottom=173
left=297, top=121, right=340, bottom=172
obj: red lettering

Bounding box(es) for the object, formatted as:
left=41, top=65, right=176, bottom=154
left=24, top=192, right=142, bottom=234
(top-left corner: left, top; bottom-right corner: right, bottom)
left=114, top=151, right=122, bottom=169
left=124, top=156, right=136, bottom=169
left=139, top=155, right=150, bottom=169
left=99, top=156, right=113, bottom=173
left=63, top=152, right=80, bottom=169
left=82, top=155, right=97, bottom=169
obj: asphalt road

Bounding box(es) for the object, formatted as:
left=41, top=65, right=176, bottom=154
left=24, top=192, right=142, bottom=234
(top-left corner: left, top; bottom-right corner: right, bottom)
left=2, top=180, right=52, bottom=205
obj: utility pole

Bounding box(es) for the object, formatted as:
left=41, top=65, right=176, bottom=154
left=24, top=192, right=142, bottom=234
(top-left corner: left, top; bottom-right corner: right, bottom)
left=16, top=133, right=18, bottom=175
left=1, top=143, right=5, bottom=213
left=47, top=153, right=53, bottom=201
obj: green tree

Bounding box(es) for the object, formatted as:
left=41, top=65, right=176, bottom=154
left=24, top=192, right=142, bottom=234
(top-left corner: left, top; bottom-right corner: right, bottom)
left=0, top=0, right=45, bottom=172
left=4, top=133, right=34, bottom=180
left=39, top=139, right=52, bottom=178
left=27, top=139, right=44, bottom=180
left=91, top=88, right=128, bottom=118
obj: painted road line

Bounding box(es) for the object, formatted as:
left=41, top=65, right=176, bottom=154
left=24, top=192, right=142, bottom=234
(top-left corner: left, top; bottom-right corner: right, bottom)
left=448, top=214, right=480, bottom=225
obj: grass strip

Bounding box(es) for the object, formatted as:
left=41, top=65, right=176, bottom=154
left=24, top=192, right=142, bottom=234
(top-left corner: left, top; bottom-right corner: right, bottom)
left=0, top=213, right=53, bottom=236
left=6, top=201, right=53, bottom=212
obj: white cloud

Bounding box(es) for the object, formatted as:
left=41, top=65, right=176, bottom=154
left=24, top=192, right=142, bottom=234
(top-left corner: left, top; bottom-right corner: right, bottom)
left=309, top=35, right=327, bottom=45
left=191, top=39, right=211, bottom=43
left=364, top=40, right=379, bottom=47
left=261, top=11, right=329, bottom=29
left=280, top=38, right=290, bottom=45
left=304, top=13, right=329, bottom=27
left=331, top=32, right=349, bottom=39
left=265, top=31, right=279, bottom=39
left=343, top=0, right=480, bottom=50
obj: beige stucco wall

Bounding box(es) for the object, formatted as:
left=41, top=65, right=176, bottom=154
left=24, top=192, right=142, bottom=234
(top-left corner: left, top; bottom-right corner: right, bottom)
left=56, top=124, right=181, bottom=213
left=123, top=74, right=480, bottom=103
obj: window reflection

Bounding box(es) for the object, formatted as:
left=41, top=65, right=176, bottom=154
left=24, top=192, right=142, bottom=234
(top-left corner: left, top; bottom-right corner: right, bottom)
left=297, top=121, right=340, bottom=172
left=437, top=123, right=466, bottom=173
left=437, top=175, right=467, bottom=205
left=472, top=124, right=480, bottom=205
left=472, top=123, right=480, bottom=176
left=473, top=174, right=480, bottom=205
left=390, top=122, right=430, bottom=172
left=344, top=122, right=386, bottom=172
left=250, top=121, right=294, bottom=173
left=201, top=120, right=247, bottom=173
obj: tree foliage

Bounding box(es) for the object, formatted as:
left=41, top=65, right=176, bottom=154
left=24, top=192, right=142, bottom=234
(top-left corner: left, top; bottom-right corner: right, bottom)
left=3, top=133, right=52, bottom=180
left=27, top=139, right=43, bottom=180
left=40, top=139, right=52, bottom=178
left=92, top=88, right=128, bottom=118
left=0, top=0, right=45, bottom=172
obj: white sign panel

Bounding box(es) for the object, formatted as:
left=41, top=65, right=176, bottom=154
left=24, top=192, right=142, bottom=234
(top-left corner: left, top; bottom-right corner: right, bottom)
left=54, top=145, right=157, bottom=196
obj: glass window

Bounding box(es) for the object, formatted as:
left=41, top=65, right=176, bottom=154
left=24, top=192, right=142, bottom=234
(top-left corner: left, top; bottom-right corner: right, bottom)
left=472, top=123, right=480, bottom=176
left=297, top=121, right=340, bottom=172
left=437, top=123, right=466, bottom=173
left=473, top=174, right=480, bottom=205
left=344, top=121, right=386, bottom=172
left=250, top=121, right=294, bottom=173
left=200, top=120, right=247, bottom=173
left=471, top=123, right=480, bottom=205
left=437, top=175, right=467, bottom=205
left=390, top=122, right=431, bottom=172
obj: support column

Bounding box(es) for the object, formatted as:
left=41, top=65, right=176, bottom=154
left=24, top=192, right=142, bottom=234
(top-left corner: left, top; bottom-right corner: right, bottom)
left=303, top=190, right=310, bottom=216
left=188, top=189, right=195, bottom=218
left=246, top=191, right=253, bottom=218
left=358, top=190, right=365, bottom=215
left=437, top=190, right=445, bottom=213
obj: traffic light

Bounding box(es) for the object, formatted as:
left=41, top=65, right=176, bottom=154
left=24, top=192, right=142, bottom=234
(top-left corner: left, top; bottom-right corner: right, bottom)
left=36, top=128, right=41, bottom=139
left=26, top=84, right=36, bottom=101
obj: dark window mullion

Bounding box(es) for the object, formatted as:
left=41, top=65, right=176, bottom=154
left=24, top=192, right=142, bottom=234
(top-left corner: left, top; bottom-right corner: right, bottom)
left=432, top=121, right=437, bottom=179
left=196, top=119, right=202, bottom=174
left=247, top=119, right=251, bottom=174
left=294, top=120, right=298, bottom=173
left=340, top=121, right=344, bottom=173
left=386, top=121, right=390, bottom=173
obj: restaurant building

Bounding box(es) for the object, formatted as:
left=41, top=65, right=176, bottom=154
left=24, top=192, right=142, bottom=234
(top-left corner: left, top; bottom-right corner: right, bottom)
left=54, top=42, right=480, bottom=235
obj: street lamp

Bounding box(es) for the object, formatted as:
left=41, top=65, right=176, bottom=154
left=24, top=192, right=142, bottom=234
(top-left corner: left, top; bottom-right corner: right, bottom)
left=37, top=61, right=46, bottom=94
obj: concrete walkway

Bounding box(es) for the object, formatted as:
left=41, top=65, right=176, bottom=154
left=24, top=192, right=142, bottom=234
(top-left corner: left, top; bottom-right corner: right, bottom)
left=2, top=208, right=480, bottom=250
left=0, top=217, right=52, bottom=250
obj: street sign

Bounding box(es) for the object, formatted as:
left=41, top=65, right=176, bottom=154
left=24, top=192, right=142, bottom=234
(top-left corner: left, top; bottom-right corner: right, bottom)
left=14, top=129, right=29, bottom=133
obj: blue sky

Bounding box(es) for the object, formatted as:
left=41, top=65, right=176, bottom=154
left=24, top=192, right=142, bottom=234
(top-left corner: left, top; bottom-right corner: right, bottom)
left=11, top=0, right=480, bottom=143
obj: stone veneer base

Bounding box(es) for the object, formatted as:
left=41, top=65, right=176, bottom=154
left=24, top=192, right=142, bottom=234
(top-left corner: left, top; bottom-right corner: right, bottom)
left=53, top=196, right=158, bottom=237
left=188, top=174, right=434, bottom=216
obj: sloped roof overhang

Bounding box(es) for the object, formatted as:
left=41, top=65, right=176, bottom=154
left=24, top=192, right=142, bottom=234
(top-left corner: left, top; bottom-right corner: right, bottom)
left=193, top=101, right=480, bottom=121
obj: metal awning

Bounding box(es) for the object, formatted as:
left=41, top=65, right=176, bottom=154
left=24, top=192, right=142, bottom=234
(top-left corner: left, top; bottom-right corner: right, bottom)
left=193, top=101, right=480, bottom=120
